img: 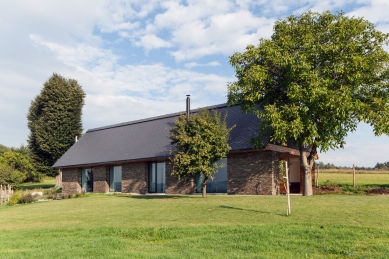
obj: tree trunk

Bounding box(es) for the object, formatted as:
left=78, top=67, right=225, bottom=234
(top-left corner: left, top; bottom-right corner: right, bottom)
left=202, top=176, right=208, bottom=198
left=299, top=146, right=314, bottom=196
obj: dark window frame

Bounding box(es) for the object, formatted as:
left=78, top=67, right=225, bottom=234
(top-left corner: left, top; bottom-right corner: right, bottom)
left=109, top=165, right=122, bottom=192
left=81, top=167, right=93, bottom=193
left=148, top=162, right=166, bottom=193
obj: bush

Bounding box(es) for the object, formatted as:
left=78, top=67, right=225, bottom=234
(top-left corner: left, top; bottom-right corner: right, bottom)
left=44, top=187, right=61, bottom=196
left=19, top=193, right=34, bottom=204
left=8, top=191, right=22, bottom=206
left=0, top=163, right=26, bottom=189
left=26, top=171, right=45, bottom=183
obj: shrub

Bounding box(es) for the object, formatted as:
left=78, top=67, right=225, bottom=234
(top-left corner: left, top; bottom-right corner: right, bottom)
left=8, top=191, right=22, bottom=206
left=44, top=187, right=61, bottom=196
left=19, top=193, right=34, bottom=204
left=0, top=163, right=26, bottom=189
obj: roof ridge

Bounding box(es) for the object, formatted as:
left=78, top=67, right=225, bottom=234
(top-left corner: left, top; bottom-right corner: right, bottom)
left=87, top=103, right=230, bottom=132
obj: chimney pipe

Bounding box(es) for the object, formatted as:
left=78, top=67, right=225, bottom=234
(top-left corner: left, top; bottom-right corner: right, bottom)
left=186, top=95, right=190, bottom=119
left=75, top=136, right=78, bottom=143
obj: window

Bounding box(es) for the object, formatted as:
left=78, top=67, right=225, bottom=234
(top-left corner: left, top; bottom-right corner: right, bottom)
left=196, top=158, right=227, bottom=193
left=149, top=162, right=165, bottom=193
left=110, top=166, right=122, bottom=192
left=81, top=168, right=93, bottom=192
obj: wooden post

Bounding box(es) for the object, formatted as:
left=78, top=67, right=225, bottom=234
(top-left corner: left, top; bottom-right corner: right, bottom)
left=0, top=184, right=3, bottom=206
left=316, top=164, right=320, bottom=187
left=285, top=161, right=291, bottom=215
left=353, top=164, right=356, bottom=187
left=8, top=184, right=11, bottom=202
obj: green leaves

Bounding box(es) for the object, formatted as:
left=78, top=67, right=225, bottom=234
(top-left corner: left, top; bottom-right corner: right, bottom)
left=27, top=73, right=85, bottom=176
left=228, top=11, right=389, bottom=153
left=169, top=109, right=233, bottom=180
left=228, top=11, right=389, bottom=195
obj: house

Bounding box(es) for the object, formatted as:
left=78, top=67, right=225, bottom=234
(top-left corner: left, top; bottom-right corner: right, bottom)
left=53, top=100, right=311, bottom=195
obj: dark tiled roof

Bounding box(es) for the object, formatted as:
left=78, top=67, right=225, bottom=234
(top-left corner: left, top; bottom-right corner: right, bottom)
left=52, top=104, right=265, bottom=168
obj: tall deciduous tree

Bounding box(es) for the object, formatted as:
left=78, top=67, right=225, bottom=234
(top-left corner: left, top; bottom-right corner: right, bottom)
left=27, top=73, right=85, bottom=176
left=170, top=109, right=233, bottom=197
left=227, top=11, right=389, bottom=196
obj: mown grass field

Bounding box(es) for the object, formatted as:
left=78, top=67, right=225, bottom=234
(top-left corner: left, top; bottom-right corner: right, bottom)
left=1, top=193, right=388, bottom=258
left=318, top=170, right=389, bottom=188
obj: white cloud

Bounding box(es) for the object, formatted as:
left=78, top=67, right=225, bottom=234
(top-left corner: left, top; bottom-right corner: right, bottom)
left=167, top=11, right=274, bottom=61
left=184, top=61, right=221, bottom=68
left=134, top=34, right=173, bottom=52
left=347, top=0, right=389, bottom=24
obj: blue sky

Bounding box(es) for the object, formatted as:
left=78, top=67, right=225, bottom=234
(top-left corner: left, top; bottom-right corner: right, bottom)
left=0, top=0, right=388, bottom=167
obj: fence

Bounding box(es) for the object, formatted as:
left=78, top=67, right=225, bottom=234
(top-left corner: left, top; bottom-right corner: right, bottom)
left=0, top=184, right=13, bottom=206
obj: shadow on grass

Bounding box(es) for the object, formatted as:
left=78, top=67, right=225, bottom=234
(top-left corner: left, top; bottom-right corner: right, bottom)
left=218, top=205, right=281, bottom=215
left=338, top=184, right=389, bottom=188
left=22, top=184, right=55, bottom=190
left=117, top=195, right=197, bottom=200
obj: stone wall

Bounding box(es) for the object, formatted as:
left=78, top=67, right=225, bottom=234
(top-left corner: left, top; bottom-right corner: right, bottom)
left=62, top=167, right=81, bottom=194
left=122, top=162, right=148, bottom=194
left=165, top=162, right=194, bottom=194
left=227, top=151, right=279, bottom=195
left=93, top=166, right=109, bottom=193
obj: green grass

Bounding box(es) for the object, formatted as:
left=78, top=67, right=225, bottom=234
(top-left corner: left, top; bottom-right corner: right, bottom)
left=1, top=195, right=388, bottom=258
left=318, top=172, right=389, bottom=188
left=20, top=177, right=56, bottom=190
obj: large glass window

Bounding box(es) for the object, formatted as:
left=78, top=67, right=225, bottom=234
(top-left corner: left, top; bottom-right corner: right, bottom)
left=110, top=166, right=122, bottom=192
left=149, top=162, right=165, bottom=193
left=81, top=168, right=93, bottom=192
left=196, top=158, right=227, bottom=193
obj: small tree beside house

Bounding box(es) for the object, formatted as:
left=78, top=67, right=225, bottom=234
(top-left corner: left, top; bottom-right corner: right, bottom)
left=169, top=109, right=234, bottom=197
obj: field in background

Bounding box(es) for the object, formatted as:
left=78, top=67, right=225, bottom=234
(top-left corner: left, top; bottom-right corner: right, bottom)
left=20, top=177, right=56, bottom=190
left=0, top=194, right=388, bottom=258
left=319, top=169, right=389, bottom=174
left=318, top=170, right=389, bottom=187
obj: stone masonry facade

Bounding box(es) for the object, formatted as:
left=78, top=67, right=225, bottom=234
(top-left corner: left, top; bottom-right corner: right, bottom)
left=122, top=162, right=148, bottom=194
left=62, top=167, right=82, bottom=194
left=61, top=151, right=281, bottom=195
left=93, top=166, right=109, bottom=193
left=227, top=151, right=279, bottom=195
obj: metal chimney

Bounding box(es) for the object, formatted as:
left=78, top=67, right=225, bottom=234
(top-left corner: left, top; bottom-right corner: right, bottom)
left=75, top=136, right=78, bottom=143
left=186, top=95, right=190, bottom=119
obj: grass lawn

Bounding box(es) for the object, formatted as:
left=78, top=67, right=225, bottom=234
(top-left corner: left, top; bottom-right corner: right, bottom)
left=0, top=194, right=388, bottom=258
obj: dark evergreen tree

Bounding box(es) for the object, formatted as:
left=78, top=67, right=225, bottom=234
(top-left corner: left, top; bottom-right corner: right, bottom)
left=27, top=73, right=85, bottom=176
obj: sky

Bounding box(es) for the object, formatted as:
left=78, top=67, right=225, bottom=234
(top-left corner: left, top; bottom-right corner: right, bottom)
left=1, top=0, right=388, bottom=167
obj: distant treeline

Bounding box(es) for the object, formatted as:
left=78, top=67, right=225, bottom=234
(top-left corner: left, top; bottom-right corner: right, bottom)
left=316, top=161, right=389, bottom=170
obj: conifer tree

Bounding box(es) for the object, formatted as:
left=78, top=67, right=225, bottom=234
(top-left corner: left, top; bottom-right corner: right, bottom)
left=27, top=73, right=85, bottom=176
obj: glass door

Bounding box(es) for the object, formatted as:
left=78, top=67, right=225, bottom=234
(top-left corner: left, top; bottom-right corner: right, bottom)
left=110, top=166, right=122, bottom=192
left=149, top=162, right=165, bottom=193
left=82, top=168, right=93, bottom=192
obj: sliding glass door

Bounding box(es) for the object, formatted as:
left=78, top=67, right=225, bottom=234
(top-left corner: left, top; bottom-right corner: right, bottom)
left=81, top=168, right=93, bottom=192
left=110, top=166, right=122, bottom=192
left=196, top=158, right=227, bottom=193
left=149, top=162, right=165, bottom=193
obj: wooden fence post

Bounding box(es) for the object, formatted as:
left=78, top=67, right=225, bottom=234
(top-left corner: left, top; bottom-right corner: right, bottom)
left=8, top=184, right=12, bottom=202
left=285, top=160, right=291, bottom=216
left=353, top=164, right=356, bottom=187
left=315, top=164, right=320, bottom=187
left=0, top=184, right=3, bottom=206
